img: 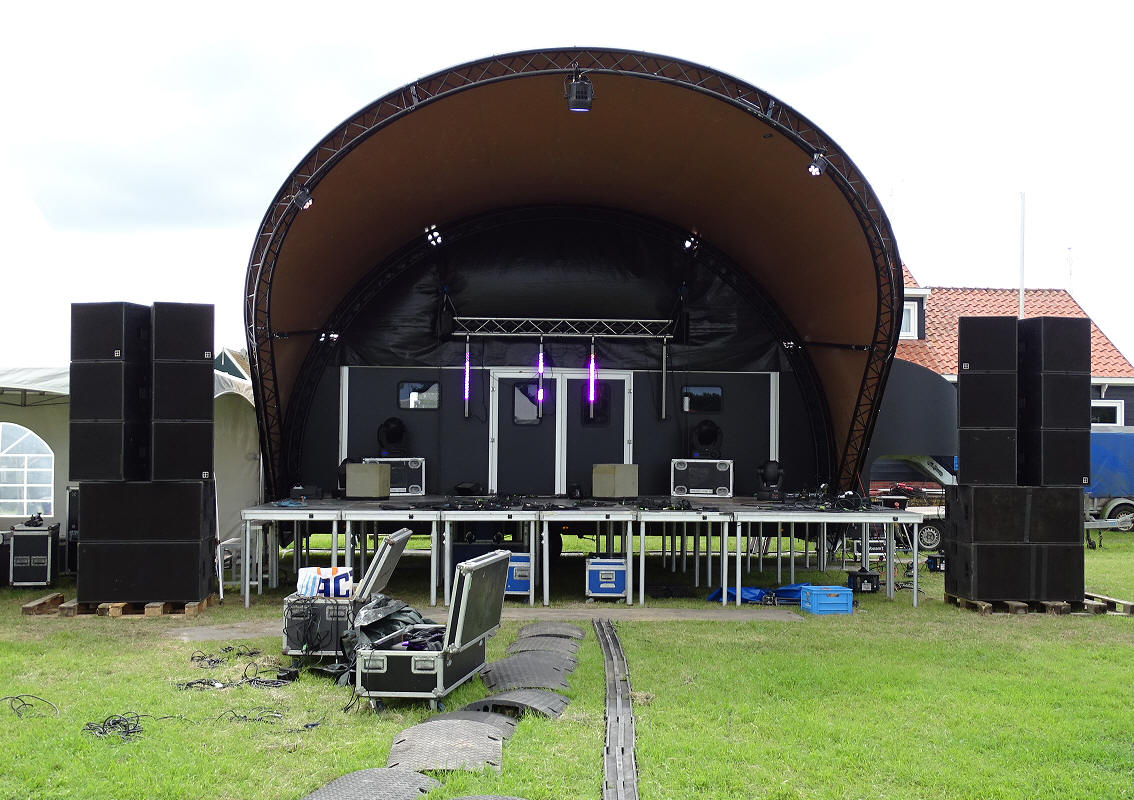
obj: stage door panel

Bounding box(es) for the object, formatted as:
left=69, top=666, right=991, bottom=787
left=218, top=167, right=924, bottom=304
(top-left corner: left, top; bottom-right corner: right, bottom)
left=565, top=378, right=626, bottom=496
left=496, top=378, right=557, bottom=495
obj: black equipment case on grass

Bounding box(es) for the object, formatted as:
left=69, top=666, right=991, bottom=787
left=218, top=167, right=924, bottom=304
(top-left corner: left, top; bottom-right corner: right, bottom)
left=354, top=549, right=510, bottom=709
left=282, top=528, right=412, bottom=657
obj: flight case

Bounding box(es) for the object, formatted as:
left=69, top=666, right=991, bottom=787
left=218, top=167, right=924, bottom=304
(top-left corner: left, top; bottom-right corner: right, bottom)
left=354, top=549, right=510, bottom=709
left=282, top=528, right=412, bottom=657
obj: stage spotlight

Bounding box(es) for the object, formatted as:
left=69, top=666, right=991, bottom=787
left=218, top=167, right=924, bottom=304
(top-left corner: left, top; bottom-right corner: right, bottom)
left=565, top=70, right=593, bottom=112
left=293, top=186, right=313, bottom=210
left=425, top=224, right=442, bottom=246
left=807, top=153, right=828, bottom=177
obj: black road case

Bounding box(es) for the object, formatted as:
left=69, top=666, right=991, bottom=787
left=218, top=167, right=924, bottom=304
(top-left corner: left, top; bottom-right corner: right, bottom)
left=10, top=527, right=60, bottom=587
left=354, top=549, right=510, bottom=709
left=282, top=528, right=412, bottom=657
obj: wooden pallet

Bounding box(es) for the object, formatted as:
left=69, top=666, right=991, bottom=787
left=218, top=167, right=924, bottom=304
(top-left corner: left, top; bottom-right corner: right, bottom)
left=946, top=593, right=1106, bottom=615
left=21, top=592, right=65, bottom=615
left=57, top=594, right=218, bottom=619
left=1084, top=592, right=1134, bottom=616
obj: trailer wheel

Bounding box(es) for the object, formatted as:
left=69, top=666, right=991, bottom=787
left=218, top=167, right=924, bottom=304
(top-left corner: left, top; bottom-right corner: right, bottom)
left=1108, top=503, right=1134, bottom=530
left=917, top=521, right=944, bottom=552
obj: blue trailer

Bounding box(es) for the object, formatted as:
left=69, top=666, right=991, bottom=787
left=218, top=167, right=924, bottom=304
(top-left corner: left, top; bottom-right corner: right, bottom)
left=1087, top=427, right=1134, bottom=527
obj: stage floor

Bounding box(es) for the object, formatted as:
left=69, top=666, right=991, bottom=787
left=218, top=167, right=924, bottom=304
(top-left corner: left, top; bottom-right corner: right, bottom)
left=238, top=496, right=924, bottom=610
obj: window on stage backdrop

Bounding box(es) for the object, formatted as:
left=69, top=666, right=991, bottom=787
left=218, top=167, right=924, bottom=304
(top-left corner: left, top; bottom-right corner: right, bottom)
left=581, top=382, right=612, bottom=426
left=513, top=382, right=542, bottom=425
left=1091, top=399, right=1124, bottom=426
left=681, top=386, right=722, bottom=414
left=0, top=422, right=54, bottom=517
left=397, top=381, right=440, bottom=410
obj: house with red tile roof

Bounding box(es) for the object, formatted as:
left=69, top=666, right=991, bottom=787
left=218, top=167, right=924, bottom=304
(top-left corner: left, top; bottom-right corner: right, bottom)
left=895, top=267, right=1134, bottom=427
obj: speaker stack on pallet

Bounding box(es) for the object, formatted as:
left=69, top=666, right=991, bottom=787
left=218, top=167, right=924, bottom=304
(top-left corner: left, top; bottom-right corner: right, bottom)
left=70, top=302, right=217, bottom=604
left=946, top=316, right=1089, bottom=603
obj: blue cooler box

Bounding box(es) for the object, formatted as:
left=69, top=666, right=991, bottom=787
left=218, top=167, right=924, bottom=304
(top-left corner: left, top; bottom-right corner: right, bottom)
left=586, top=557, right=627, bottom=598
left=800, top=585, right=853, bottom=615
left=506, top=553, right=534, bottom=595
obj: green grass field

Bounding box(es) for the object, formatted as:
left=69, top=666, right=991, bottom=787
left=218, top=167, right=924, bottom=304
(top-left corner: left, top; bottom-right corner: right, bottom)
left=2, top=536, right=1133, bottom=799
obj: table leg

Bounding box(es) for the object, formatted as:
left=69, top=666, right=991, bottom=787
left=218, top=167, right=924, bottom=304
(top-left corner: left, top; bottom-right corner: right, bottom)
left=429, top=521, right=438, bottom=607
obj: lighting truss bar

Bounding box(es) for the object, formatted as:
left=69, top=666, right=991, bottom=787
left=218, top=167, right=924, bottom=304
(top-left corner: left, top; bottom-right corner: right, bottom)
left=453, top=316, right=675, bottom=339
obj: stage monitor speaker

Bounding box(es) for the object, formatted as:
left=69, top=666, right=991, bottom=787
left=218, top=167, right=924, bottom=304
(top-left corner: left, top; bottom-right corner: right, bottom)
left=69, top=421, right=149, bottom=482
left=958, top=316, right=1017, bottom=372
left=948, top=485, right=1083, bottom=544
left=957, top=372, right=1018, bottom=429
left=957, top=428, right=1017, bottom=485
left=152, top=302, right=214, bottom=362
left=152, top=421, right=213, bottom=481
left=71, top=302, right=151, bottom=363
left=76, top=539, right=214, bottom=604
left=152, top=361, right=215, bottom=422
left=69, top=361, right=150, bottom=422
left=1018, top=372, right=1090, bottom=431
left=79, top=481, right=215, bottom=542
left=1018, top=316, right=1091, bottom=375
left=1018, top=429, right=1090, bottom=487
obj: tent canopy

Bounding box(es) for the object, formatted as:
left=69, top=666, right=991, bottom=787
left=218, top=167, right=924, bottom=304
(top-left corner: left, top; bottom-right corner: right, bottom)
left=246, top=49, right=902, bottom=495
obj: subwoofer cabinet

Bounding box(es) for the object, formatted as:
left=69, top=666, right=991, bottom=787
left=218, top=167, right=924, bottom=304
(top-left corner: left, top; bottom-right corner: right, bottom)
left=76, top=539, right=214, bottom=604
left=354, top=550, right=510, bottom=708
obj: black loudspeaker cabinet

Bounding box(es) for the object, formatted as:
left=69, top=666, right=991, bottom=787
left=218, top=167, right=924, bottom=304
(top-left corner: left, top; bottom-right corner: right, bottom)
left=957, top=428, right=1017, bottom=485
left=1018, top=372, right=1090, bottom=431
left=152, top=302, right=214, bottom=362
left=957, top=372, right=1018, bottom=429
left=69, top=421, right=149, bottom=481
left=1017, top=316, right=1091, bottom=375
left=152, top=421, right=214, bottom=481
left=945, top=540, right=1083, bottom=602
left=1018, top=429, right=1090, bottom=487
left=958, top=316, right=1018, bottom=372
left=76, top=539, right=214, bottom=604
left=79, top=481, right=215, bottom=542
left=152, top=361, right=215, bottom=422
left=945, top=485, right=1082, bottom=544
left=70, top=360, right=150, bottom=421
left=71, top=302, right=151, bottom=363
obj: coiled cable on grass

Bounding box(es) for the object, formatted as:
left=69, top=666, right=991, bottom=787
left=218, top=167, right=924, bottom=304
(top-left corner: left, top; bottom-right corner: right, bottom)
left=2, top=694, right=58, bottom=718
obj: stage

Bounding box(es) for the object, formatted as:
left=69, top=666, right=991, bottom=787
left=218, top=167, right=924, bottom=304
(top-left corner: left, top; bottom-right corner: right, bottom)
left=239, top=497, right=924, bottom=610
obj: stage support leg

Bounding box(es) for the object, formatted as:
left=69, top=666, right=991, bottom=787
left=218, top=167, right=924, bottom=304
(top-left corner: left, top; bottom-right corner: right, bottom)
left=444, top=522, right=453, bottom=606
left=662, top=522, right=668, bottom=569
left=542, top=521, right=551, bottom=607
left=757, top=523, right=764, bottom=573
left=693, top=522, right=700, bottom=587
left=639, top=519, right=646, bottom=606
left=707, top=523, right=714, bottom=587
left=819, top=522, right=827, bottom=573
left=735, top=520, right=742, bottom=607
left=242, top=519, right=251, bottom=609
left=626, top=521, right=634, bottom=607
left=776, top=525, right=782, bottom=584
left=886, top=523, right=895, bottom=600
left=331, top=521, right=339, bottom=569
left=529, top=520, right=536, bottom=607
left=719, top=522, right=727, bottom=606
left=429, top=521, right=438, bottom=607
left=860, top=523, right=869, bottom=570
left=681, top=522, right=687, bottom=573
left=345, top=521, right=353, bottom=573
left=912, top=523, right=919, bottom=608
left=789, top=522, right=796, bottom=584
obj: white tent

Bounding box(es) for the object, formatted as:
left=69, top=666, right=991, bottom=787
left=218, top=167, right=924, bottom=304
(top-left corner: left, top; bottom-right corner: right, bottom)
left=0, top=367, right=260, bottom=542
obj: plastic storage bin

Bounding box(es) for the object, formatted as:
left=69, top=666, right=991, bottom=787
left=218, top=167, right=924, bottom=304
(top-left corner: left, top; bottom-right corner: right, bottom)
left=800, top=585, right=853, bottom=615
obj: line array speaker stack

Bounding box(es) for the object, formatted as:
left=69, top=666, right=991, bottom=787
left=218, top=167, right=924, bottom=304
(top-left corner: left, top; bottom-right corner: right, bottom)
left=947, top=316, right=1089, bottom=603
left=70, top=302, right=217, bottom=604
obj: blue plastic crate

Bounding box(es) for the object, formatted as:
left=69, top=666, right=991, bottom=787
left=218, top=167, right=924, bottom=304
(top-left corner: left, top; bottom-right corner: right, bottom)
left=800, top=585, right=853, bottom=615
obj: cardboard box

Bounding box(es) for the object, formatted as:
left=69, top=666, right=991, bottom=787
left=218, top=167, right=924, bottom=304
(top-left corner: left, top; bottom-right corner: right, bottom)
left=592, top=463, right=638, bottom=498
left=346, top=462, right=390, bottom=499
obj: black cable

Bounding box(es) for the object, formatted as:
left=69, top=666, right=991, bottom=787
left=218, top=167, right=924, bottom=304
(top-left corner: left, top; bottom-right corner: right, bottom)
left=2, top=694, right=58, bottom=718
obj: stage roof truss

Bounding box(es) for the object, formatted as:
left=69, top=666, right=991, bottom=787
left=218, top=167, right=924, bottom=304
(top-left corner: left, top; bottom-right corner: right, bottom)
left=452, top=317, right=676, bottom=340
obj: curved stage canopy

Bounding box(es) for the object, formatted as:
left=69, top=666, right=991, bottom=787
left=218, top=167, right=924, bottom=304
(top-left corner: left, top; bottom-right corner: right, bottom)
left=245, top=48, right=902, bottom=497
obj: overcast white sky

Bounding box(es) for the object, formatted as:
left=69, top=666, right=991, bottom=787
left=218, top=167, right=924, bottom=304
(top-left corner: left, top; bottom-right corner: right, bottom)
left=3, top=1, right=1131, bottom=367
